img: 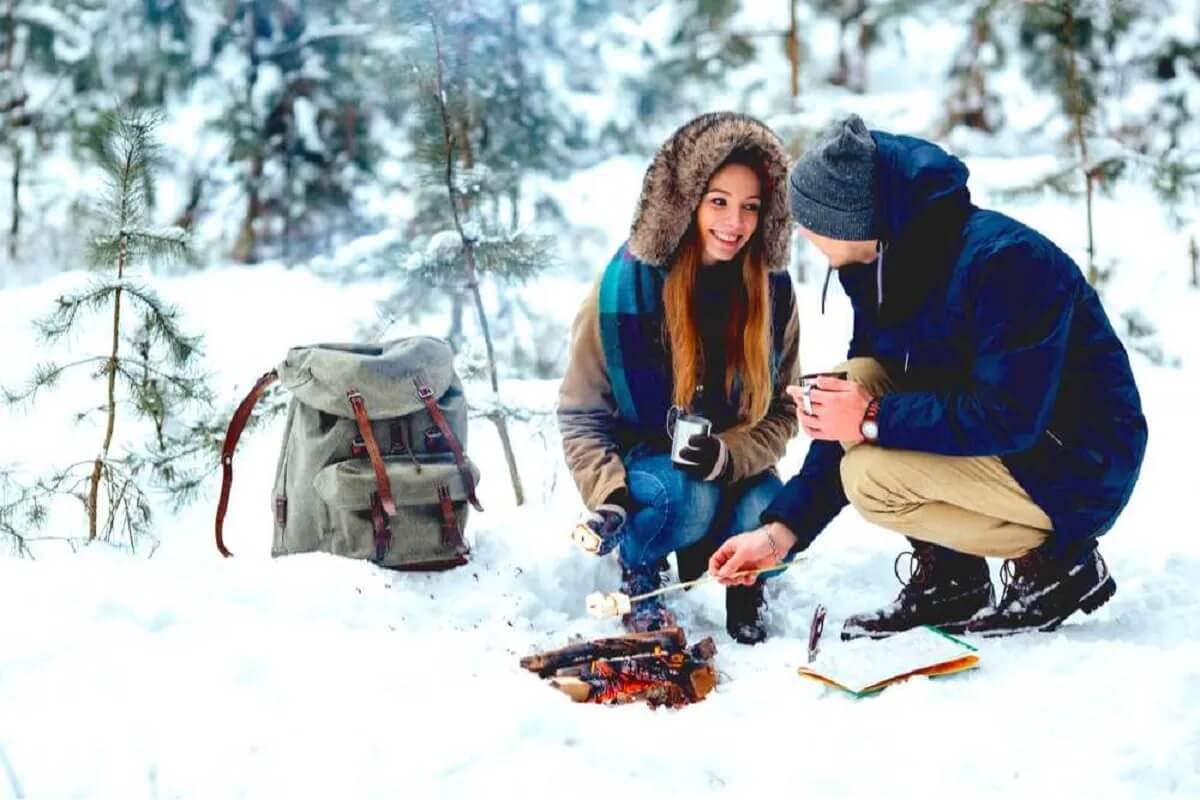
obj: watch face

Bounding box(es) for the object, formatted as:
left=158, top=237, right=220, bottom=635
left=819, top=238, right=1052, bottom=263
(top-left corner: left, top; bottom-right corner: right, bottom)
left=862, top=421, right=879, bottom=440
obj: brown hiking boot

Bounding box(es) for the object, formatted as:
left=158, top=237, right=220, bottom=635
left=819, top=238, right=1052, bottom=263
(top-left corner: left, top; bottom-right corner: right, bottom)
left=842, top=541, right=994, bottom=641
left=966, top=546, right=1116, bottom=637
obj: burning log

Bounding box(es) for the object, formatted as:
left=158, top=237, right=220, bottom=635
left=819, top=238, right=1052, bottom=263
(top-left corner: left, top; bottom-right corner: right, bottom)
left=519, top=628, right=688, bottom=678
left=549, top=652, right=717, bottom=708
left=521, top=628, right=718, bottom=708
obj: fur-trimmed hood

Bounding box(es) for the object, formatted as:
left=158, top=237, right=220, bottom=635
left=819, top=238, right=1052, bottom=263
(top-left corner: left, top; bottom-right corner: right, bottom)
left=628, top=112, right=793, bottom=271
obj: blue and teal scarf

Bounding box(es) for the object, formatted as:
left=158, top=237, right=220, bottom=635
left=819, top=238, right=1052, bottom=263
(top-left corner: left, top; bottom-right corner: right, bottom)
left=598, top=243, right=792, bottom=436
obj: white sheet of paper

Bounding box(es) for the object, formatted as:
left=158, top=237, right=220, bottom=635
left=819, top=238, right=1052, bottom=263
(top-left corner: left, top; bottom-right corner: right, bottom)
left=804, top=626, right=977, bottom=694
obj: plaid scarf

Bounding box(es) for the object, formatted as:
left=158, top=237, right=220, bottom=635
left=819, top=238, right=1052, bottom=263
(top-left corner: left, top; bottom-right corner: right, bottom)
left=598, top=242, right=792, bottom=435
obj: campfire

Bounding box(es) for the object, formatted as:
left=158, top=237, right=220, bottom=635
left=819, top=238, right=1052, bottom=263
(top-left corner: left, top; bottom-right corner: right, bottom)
left=520, top=627, right=718, bottom=708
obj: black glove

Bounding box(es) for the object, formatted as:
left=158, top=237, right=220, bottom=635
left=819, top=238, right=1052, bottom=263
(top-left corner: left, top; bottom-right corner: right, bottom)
left=580, top=489, right=635, bottom=556
left=675, top=432, right=731, bottom=482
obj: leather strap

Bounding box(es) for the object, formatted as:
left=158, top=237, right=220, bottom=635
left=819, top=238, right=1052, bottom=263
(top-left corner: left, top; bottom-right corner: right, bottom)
left=370, top=492, right=391, bottom=563
left=215, top=370, right=280, bottom=557
left=414, top=378, right=482, bottom=512
left=437, top=485, right=467, bottom=554
left=347, top=390, right=397, bottom=517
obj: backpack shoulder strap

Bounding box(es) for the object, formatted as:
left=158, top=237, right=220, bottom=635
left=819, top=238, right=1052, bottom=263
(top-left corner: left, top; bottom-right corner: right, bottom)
left=215, top=369, right=280, bottom=557
left=413, top=377, right=483, bottom=511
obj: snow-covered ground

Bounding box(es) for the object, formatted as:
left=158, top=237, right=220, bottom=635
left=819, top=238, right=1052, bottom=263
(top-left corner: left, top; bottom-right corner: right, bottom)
left=2, top=4, right=1199, bottom=792
left=1, top=200, right=1198, bottom=796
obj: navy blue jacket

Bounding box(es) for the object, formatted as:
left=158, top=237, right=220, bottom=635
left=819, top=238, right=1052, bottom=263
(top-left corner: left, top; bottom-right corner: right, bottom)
left=763, top=132, right=1148, bottom=556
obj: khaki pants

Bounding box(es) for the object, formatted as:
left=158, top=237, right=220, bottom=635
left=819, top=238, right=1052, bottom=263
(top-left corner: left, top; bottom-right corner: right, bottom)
left=836, top=358, right=1050, bottom=559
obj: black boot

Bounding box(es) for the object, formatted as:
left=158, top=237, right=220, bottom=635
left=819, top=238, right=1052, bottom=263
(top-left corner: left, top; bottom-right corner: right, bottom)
left=726, top=584, right=768, bottom=645
left=966, top=546, right=1116, bottom=637
left=842, top=541, right=994, bottom=641
left=619, top=561, right=677, bottom=633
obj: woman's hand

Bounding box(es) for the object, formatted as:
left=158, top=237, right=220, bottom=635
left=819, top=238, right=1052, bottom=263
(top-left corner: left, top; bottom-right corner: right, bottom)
left=675, top=432, right=730, bottom=482
left=708, top=522, right=798, bottom=585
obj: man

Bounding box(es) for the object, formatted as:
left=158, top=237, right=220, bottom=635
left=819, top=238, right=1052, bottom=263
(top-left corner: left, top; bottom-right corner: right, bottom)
left=708, top=114, right=1147, bottom=639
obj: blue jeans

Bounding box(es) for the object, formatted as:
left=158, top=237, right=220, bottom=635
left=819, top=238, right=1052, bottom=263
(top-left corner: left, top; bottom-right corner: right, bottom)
left=619, top=451, right=783, bottom=576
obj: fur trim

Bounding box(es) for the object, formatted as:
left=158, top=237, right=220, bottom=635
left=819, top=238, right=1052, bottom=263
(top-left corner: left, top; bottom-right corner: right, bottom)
left=628, top=112, right=793, bottom=271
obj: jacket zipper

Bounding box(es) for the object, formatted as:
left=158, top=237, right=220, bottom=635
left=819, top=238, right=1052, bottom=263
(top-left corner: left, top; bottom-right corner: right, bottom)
left=1046, top=429, right=1065, bottom=447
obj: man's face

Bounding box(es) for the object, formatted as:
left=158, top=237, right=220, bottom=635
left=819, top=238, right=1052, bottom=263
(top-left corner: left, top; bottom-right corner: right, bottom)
left=798, top=226, right=878, bottom=268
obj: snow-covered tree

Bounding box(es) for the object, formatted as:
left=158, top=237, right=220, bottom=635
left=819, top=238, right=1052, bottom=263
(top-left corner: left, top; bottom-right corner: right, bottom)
left=0, top=0, right=95, bottom=266
left=3, top=110, right=212, bottom=548
left=200, top=0, right=384, bottom=263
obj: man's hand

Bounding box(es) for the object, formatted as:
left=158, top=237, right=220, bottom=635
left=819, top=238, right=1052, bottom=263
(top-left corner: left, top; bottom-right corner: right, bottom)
left=786, top=375, right=872, bottom=443
left=708, top=522, right=798, bottom=586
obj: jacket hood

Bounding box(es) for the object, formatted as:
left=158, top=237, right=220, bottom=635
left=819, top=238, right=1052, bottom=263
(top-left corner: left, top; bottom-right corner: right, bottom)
left=832, top=131, right=972, bottom=323
left=872, top=131, right=970, bottom=242
left=628, top=112, right=793, bottom=271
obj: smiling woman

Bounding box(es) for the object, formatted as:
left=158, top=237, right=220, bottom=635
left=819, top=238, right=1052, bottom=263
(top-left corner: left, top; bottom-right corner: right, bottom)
left=696, top=161, right=762, bottom=265
left=556, top=112, right=802, bottom=645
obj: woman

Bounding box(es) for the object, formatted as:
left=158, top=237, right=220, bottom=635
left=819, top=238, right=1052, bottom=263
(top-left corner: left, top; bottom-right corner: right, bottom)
left=557, top=112, right=800, bottom=644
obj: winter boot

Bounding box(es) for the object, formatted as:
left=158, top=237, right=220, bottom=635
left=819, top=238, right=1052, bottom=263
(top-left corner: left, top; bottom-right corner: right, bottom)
left=725, top=583, right=768, bottom=645
left=965, top=545, right=1116, bottom=637
left=619, top=561, right=677, bottom=633
left=676, top=537, right=717, bottom=585
left=842, top=540, right=994, bottom=641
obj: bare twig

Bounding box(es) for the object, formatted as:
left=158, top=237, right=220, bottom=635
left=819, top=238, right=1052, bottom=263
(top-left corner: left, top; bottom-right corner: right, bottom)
left=428, top=10, right=525, bottom=506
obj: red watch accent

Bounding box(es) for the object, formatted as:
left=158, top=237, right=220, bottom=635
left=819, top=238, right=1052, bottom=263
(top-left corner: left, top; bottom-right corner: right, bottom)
left=861, top=398, right=881, bottom=442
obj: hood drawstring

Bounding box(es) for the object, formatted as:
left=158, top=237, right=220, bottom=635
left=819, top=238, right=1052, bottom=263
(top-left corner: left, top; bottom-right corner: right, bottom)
left=875, top=240, right=885, bottom=310
left=820, top=240, right=887, bottom=316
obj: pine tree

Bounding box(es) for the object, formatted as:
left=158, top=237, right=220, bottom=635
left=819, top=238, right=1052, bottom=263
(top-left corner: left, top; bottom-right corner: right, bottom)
left=939, top=0, right=1007, bottom=135
left=619, top=0, right=758, bottom=127
left=3, top=110, right=213, bottom=549
left=1012, top=0, right=1154, bottom=287
left=376, top=0, right=600, bottom=506
left=810, top=0, right=934, bottom=94
left=0, top=0, right=95, bottom=266
left=1140, top=35, right=1200, bottom=230
left=204, top=0, right=383, bottom=263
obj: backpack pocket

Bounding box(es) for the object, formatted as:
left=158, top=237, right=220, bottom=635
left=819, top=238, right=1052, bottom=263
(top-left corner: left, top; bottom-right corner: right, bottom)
left=312, top=455, right=479, bottom=569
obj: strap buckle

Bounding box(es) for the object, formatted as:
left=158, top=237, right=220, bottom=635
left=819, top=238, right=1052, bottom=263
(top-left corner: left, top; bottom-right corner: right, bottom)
left=415, top=383, right=435, bottom=401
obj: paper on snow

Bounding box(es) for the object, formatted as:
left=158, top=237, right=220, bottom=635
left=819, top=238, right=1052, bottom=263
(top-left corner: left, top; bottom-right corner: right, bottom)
left=798, top=626, right=979, bottom=697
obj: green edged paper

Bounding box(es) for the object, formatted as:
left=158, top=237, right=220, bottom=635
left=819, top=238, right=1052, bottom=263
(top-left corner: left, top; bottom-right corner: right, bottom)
left=798, top=626, right=979, bottom=697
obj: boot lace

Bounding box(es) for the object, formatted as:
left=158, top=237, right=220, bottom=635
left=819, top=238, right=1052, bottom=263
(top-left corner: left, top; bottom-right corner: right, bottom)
left=893, top=548, right=936, bottom=601
left=997, top=555, right=1041, bottom=607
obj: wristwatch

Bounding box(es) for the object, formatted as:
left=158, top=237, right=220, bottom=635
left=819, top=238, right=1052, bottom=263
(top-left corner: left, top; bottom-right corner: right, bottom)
left=860, top=398, right=881, bottom=442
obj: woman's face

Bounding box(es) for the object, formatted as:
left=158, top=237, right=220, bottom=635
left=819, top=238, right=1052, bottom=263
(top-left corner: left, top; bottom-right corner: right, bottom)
left=695, top=163, right=761, bottom=266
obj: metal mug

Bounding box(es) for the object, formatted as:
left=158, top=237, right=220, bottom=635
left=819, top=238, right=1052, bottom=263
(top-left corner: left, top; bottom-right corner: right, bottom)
left=798, top=371, right=849, bottom=415
left=670, top=413, right=712, bottom=466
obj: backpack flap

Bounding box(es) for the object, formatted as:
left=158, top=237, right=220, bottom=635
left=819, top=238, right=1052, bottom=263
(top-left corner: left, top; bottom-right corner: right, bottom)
left=312, top=456, right=479, bottom=569
left=280, top=338, right=455, bottom=419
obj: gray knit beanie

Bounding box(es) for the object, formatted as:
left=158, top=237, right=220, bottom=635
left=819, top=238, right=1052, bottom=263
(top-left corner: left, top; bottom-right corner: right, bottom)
left=788, top=113, right=878, bottom=240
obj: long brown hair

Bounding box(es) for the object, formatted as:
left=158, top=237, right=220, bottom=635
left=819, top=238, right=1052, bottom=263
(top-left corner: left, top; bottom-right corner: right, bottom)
left=663, top=150, right=773, bottom=427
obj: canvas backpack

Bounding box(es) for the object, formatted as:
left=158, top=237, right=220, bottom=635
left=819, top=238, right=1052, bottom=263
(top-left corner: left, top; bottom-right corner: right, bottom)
left=214, top=338, right=482, bottom=570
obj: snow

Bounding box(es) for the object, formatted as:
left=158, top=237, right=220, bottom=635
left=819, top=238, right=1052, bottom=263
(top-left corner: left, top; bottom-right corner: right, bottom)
left=2, top=5, right=1200, bottom=797
left=292, top=96, right=324, bottom=155
left=1, top=235, right=1198, bottom=797
left=14, top=5, right=91, bottom=64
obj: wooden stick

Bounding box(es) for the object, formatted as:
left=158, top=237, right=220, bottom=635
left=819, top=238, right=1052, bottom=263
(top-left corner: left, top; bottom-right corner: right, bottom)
left=629, top=557, right=806, bottom=604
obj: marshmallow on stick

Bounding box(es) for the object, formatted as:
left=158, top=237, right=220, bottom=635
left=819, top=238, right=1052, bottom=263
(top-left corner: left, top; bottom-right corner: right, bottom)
left=586, top=591, right=632, bottom=619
